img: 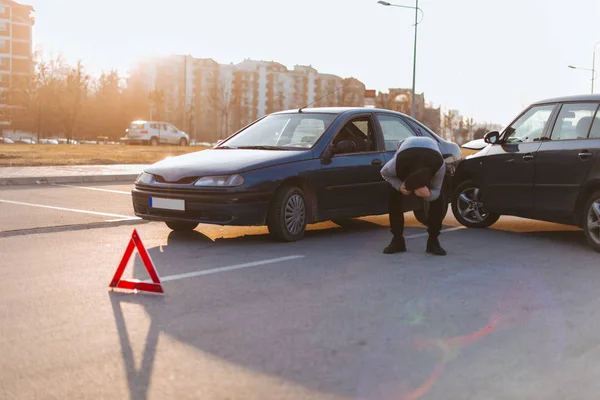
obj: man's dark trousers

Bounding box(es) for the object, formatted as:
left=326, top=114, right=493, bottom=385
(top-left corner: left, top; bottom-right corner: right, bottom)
left=388, top=183, right=445, bottom=239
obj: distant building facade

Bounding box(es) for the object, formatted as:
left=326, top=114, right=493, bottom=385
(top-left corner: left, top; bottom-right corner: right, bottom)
left=0, top=0, right=34, bottom=126
left=130, top=56, right=366, bottom=142
left=374, top=88, right=442, bottom=135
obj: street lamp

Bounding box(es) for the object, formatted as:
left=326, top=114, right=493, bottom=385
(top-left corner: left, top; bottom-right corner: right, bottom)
left=568, top=65, right=598, bottom=93
left=568, top=41, right=600, bottom=94
left=377, top=0, right=423, bottom=118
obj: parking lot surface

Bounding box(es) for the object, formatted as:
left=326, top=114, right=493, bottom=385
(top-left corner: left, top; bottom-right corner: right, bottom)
left=1, top=182, right=598, bottom=400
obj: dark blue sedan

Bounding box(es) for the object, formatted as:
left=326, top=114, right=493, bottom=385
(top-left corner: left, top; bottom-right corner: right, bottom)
left=132, top=107, right=462, bottom=241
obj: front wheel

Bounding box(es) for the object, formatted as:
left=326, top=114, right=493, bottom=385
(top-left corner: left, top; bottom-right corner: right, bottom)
left=150, top=137, right=159, bottom=146
left=451, top=180, right=500, bottom=228
left=165, top=221, right=198, bottom=232
left=267, top=186, right=307, bottom=242
left=582, top=190, right=600, bottom=253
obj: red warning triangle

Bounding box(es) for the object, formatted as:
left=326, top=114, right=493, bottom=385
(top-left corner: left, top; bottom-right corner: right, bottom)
left=109, top=229, right=164, bottom=294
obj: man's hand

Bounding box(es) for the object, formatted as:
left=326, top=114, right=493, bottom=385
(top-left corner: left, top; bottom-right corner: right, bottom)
left=400, top=183, right=411, bottom=196
left=414, top=186, right=431, bottom=198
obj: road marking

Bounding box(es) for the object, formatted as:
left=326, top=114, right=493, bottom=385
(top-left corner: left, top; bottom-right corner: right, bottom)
left=141, top=227, right=462, bottom=284
left=404, top=226, right=465, bottom=239
left=52, top=183, right=131, bottom=195
left=0, top=199, right=140, bottom=220
left=147, top=255, right=305, bottom=283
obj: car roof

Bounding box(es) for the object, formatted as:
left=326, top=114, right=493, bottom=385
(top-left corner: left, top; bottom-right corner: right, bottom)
left=271, top=107, right=410, bottom=117
left=532, top=94, right=600, bottom=105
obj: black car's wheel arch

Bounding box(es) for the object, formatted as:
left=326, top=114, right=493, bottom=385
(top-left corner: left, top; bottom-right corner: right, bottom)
left=574, top=180, right=600, bottom=227
left=269, top=177, right=318, bottom=224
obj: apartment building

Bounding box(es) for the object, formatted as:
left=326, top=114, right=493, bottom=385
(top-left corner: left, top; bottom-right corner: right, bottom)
left=130, top=56, right=366, bottom=142
left=0, top=0, right=34, bottom=125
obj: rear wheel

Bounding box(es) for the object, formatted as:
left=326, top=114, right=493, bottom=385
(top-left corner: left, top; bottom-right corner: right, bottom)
left=150, top=137, right=159, bottom=146
left=582, top=190, right=600, bottom=253
left=267, top=186, right=307, bottom=242
left=451, top=180, right=500, bottom=228
left=179, top=138, right=188, bottom=146
left=165, top=221, right=198, bottom=232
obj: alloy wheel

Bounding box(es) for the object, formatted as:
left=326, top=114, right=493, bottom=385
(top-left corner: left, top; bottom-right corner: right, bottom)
left=285, top=194, right=306, bottom=235
left=587, top=199, right=600, bottom=245
left=456, top=187, right=489, bottom=224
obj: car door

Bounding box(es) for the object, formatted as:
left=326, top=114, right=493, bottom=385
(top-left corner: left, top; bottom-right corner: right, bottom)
left=315, top=114, right=387, bottom=216
left=375, top=113, right=423, bottom=212
left=167, top=124, right=180, bottom=144
left=480, top=104, right=557, bottom=215
left=534, top=102, right=600, bottom=220
left=159, top=124, right=169, bottom=144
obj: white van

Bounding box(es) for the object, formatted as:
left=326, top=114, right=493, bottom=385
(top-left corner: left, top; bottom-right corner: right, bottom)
left=124, top=121, right=190, bottom=146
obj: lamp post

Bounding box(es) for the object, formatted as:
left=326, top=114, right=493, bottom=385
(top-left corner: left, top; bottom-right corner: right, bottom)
left=568, top=65, right=598, bottom=93
left=593, top=41, right=600, bottom=93
left=377, top=0, right=423, bottom=118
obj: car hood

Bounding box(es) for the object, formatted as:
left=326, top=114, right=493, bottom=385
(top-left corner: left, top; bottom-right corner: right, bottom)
left=461, top=138, right=487, bottom=150
left=145, top=149, right=311, bottom=182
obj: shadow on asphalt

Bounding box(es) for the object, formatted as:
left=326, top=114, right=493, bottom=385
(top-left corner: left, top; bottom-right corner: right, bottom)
left=108, top=222, right=592, bottom=400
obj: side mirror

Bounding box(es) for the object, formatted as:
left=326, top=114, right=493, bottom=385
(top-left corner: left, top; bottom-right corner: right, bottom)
left=484, top=131, right=500, bottom=145
left=334, top=140, right=356, bottom=155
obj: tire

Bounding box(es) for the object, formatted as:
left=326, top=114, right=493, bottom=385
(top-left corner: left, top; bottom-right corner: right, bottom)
left=179, top=138, right=188, bottom=146
left=150, top=137, right=159, bottom=146
left=451, top=180, right=500, bottom=228
left=165, top=221, right=198, bottom=232
left=267, top=186, right=307, bottom=242
left=582, top=190, right=600, bottom=253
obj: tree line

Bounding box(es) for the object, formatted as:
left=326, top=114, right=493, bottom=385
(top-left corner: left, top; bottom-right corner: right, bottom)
left=9, top=52, right=150, bottom=142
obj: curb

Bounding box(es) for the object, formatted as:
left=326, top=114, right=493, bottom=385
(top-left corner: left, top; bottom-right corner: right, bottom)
left=0, top=174, right=139, bottom=186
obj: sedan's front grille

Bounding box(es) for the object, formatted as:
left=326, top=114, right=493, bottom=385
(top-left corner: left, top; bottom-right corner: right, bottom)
left=154, top=175, right=198, bottom=184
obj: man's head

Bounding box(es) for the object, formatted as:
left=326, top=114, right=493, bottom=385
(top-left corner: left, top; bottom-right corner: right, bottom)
left=404, top=167, right=434, bottom=191
left=395, top=147, right=444, bottom=189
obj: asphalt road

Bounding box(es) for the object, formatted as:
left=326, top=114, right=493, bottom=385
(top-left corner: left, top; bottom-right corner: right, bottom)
left=1, top=182, right=598, bottom=400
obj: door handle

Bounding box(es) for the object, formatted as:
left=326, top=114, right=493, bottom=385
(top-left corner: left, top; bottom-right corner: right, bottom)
left=523, top=153, right=534, bottom=161
left=579, top=150, right=593, bottom=160
left=371, top=159, right=382, bottom=166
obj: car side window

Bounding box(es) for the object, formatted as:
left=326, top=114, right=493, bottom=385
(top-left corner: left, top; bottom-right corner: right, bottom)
left=589, top=115, right=600, bottom=138
left=550, top=103, right=600, bottom=140
left=332, top=116, right=377, bottom=154
left=505, top=104, right=555, bottom=143
left=168, top=125, right=178, bottom=133
left=376, top=115, right=417, bottom=151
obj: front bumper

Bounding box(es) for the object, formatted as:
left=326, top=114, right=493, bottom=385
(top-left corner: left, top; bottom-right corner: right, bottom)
left=131, top=185, right=272, bottom=226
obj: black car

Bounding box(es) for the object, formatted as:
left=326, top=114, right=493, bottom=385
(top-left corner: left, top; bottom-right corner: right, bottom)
left=132, top=107, right=462, bottom=241
left=451, top=94, right=600, bottom=251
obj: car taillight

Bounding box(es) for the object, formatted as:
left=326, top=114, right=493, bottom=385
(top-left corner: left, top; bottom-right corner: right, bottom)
left=140, top=130, right=148, bottom=134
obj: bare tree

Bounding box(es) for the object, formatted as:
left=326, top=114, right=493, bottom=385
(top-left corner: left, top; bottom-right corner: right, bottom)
left=208, top=78, right=236, bottom=140
left=10, top=51, right=65, bottom=140
left=55, top=61, right=89, bottom=143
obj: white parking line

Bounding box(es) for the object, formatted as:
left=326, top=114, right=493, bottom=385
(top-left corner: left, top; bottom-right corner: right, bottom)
left=404, top=226, right=465, bottom=239
left=150, top=255, right=306, bottom=283
left=145, top=227, right=464, bottom=284
left=52, top=183, right=131, bottom=195
left=0, top=199, right=140, bottom=220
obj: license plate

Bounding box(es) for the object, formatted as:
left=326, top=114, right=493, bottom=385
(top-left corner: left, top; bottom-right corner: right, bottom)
left=149, top=197, right=185, bottom=211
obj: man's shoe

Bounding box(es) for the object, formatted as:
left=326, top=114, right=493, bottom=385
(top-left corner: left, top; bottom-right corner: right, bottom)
left=383, top=236, right=407, bottom=254
left=426, top=237, right=447, bottom=256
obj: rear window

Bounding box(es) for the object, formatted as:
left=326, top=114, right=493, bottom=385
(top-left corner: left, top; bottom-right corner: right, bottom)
left=130, top=123, right=146, bottom=130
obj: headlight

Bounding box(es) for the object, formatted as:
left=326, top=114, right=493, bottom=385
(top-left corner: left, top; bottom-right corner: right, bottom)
left=136, top=172, right=155, bottom=185
left=194, top=175, right=244, bottom=187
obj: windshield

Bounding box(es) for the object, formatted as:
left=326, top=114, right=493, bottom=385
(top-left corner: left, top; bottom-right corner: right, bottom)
left=219, top=113, right=337, bottom=150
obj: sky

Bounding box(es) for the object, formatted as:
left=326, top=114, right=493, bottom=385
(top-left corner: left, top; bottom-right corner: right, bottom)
left=32, top=0, right=600, bottom=125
